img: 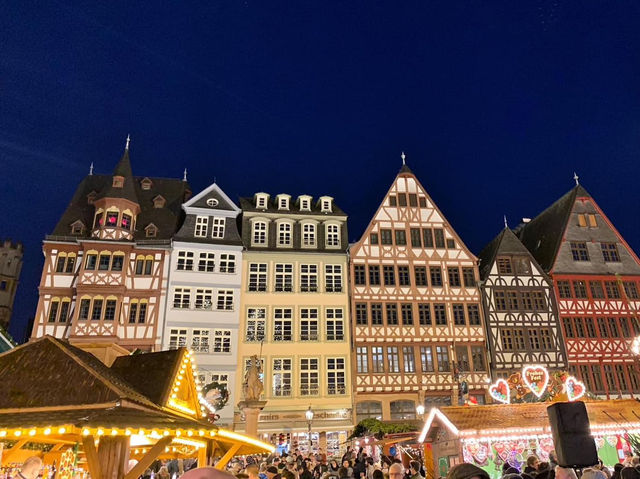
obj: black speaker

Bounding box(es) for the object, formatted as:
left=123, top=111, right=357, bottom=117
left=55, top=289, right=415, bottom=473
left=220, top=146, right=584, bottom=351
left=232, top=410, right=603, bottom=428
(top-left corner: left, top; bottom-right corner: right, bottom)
left=547, top=401, right=598, bottom=468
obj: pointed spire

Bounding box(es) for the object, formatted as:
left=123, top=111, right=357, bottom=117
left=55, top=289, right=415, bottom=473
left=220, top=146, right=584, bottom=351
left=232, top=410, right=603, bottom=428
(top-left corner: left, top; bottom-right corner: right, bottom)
left=504, top=215, right=508, bottom=229
left=401, top=151, right=406, bottom=165
left=183, top=168, right=188, bottom=182
left=125, top=134, right=131, bottom=151
left=573, top=171, right=579, bottom=186
left=89, top=162, right=94, bottom=176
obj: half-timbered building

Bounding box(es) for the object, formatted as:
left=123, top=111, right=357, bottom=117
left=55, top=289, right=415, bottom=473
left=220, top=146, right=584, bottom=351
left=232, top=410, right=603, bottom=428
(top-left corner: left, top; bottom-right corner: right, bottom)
left=478, top=227, right=567, bottom=377
left=162, top=181, right=243, bottom=426
left=517, top=182, right=640, bottom=397
left=235, top=192, right=352, bottom=453
left=349, top=160, right=488, bottom=422
left=31, top=141, right=190, bottom=351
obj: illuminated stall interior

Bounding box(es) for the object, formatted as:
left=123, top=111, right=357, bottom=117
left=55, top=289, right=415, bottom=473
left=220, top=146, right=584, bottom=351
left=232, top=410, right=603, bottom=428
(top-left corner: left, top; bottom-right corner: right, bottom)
left=0, top=336, right=273, bottom=479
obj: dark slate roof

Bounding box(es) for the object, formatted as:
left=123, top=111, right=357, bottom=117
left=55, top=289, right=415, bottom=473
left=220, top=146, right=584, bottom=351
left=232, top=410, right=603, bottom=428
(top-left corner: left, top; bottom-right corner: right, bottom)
left=0, top=336, right=156, bottom=409
left=398, top=163, right=414, bottom=175
left=51, top=174, right=189, bottom=240
left=188, top=184, right=238, bottom=211
left=239, top=195, right=347, bottom=216
left=96, top=150, right=140, bottom=204
left=477, top=227, right=538, bottom=280
left=110, top=349, right=183, bottom=406
left=173, top=215, right=243, bottom=246
left=516, top=185, right=592, bottom=272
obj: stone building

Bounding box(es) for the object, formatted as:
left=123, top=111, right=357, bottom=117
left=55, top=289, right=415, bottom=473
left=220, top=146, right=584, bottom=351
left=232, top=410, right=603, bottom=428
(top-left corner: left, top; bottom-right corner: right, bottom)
left=0, top=240, right=23, bottom=330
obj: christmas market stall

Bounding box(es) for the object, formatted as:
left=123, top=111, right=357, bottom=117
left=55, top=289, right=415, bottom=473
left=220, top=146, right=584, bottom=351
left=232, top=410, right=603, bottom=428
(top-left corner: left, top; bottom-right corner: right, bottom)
left=417, top=399, right=640, bottom=479
left=0, top=336, right=274, bottom=479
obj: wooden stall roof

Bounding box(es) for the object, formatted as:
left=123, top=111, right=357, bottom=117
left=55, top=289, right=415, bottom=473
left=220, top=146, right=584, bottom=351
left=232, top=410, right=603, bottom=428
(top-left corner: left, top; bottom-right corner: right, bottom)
left=418, top=399, right=640, bottom=442
left=0, top=336, right=274, bottom=456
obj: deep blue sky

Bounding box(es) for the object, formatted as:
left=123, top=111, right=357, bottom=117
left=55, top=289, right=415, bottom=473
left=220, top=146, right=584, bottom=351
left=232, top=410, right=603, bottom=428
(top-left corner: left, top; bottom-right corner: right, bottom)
left=3, top=2, right=640, bottom=342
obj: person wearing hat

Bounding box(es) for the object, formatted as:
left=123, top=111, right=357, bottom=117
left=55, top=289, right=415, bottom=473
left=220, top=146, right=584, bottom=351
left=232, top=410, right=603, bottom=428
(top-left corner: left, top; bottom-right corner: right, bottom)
left=446, top=463, right=490, bottom=479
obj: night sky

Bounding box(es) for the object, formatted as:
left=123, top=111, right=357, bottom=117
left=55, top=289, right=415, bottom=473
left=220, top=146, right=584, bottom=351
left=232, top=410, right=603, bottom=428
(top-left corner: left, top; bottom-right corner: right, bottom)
left=3, top=2, right=640, bottom=342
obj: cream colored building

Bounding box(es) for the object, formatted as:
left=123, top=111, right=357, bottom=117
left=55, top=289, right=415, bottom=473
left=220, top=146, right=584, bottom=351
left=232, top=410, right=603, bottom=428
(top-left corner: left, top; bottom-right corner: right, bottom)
left=234, top=192, right=352, bottom=455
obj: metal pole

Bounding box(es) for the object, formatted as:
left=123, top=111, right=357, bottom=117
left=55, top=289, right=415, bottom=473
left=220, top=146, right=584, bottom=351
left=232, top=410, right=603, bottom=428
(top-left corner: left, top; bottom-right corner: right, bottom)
left=308, top=421, right=312, bottom=452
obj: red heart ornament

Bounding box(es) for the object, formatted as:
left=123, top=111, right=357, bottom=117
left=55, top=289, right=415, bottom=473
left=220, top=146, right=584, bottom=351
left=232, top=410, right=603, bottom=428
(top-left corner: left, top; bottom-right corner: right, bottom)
left=522, top=365, right=549, bottom=398
left=489, top=379, right=510, bottom=404
left=565, top=376, right=586, bottom=401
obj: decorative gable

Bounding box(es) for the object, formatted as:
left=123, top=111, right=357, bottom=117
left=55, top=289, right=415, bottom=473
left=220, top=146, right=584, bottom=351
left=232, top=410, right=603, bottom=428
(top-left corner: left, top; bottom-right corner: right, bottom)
left=182, top=182, right=241, bottom=213
left=164, top=350, right=206, bottom=418
left=140, top=177, right=153, bottom=190
left=153, top=195, right=166, bottom=208
left=145, top=223, right=158, bottom=238
left=70, top=220, right=86, bottom=235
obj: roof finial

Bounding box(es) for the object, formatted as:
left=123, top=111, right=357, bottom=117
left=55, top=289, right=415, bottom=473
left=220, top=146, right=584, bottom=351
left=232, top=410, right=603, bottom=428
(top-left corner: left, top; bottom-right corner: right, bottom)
left=214, top=176, right=217, bottom=184
left=183, top=168, right=188, bottom=182
left=504, top=215, right=508, bottom=229
left=401, top=151, right=406, bottom=165
left=89, top=162, right=94, bottom=176
left=125, top=134, right=131, bottom=151
left=573, top=171, right=579, bottom=186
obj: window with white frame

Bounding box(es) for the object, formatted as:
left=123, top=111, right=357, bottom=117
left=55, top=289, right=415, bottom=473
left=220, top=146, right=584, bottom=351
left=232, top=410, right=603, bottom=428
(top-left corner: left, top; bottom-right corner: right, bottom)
left=219, top=254, right=236, bottom=273
left=327, top=358, right=346, bottom=395
left=195, top=216, right=209, bottom=237
left=211, top=217, right=225, bottom=239
left=300, top=308, right=319, bottom=341
left=248, top=263, right=268, bottom=292
left=278, top=196, right=289, bottom=210
left=256, top=194, right=268, bottom=209
left=169, top=329, right=188, bottom=349
left=275, top=263, right=293, bottom=292
left=246, top=308, right=266, bottom=342
left=252, top=221, right=267, bottom=245
left=198, top=252, right=215, bottom=272
left=300, top=358, right=319, bottom=396
left=273, top=308, right=293, bottom=341
left=278, top=222, right=292, bottom=247
left=191, top=330, right=210, bottom=353
left=194, top=289, right=213, bottom=309
left=321, top=198, right=332, bottom=213
left=272, top=358, right=292, bottom=397
left=326, top=224, right=340, bottom=247
left=325, top=264, right=343, bottom=292
left=326, top=308, right=344, bottom=340
left=209, top=374, right=229, bottom=388
left=300, top=198, right=311, bottom=211
left=173, top=288, right=191, bottom=309
left=216, top=290, right=234, bottom=310
left=300, top=264, right=318, bottom=292
left=302, top=223, right=316, bottom=247
left=177, top=251, right=194, bottom=271
left=213, top=329, right=231, bottom=353
left=356, top=347, right=368, bottom=373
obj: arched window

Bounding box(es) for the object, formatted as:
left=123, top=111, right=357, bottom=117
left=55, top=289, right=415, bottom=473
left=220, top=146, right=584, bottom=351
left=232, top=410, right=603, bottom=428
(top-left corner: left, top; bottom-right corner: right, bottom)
left=55, top=253, right=67, bottom=273
left=301, top=223, right=316, bottom=247
left=59, top=298, right=71, bottom=323
left=48, top=297, right=60, bottom=323
left=325, top=223, right=340, bottom=248
left=390, top=400, right=416, bottom=420
left=277, top=222, right=292, bottom=247
left=121, top=212, right=133, bottom=229
left=356, top=401, right=382, bottom=420
left=105, top=209, right=119, bottom=227
left=252, top=221, right=267, bottom=245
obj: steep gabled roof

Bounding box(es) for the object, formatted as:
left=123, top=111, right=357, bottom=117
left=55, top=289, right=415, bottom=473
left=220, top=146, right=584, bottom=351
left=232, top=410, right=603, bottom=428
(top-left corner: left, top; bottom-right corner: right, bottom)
left=183, top=182, right=240, bottom=212
left=0, top=336, right=157, bottom=409
left=477, top=227, right=536, bottom=280
left=96, top=149, right=140, bottom=205
left=516, top=185, right=591, bottom=272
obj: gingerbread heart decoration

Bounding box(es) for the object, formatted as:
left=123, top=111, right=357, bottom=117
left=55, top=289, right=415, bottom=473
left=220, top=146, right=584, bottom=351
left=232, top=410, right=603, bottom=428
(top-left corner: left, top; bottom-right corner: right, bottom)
left=565, top=376, right=586, bottom=401
left=522, top=365, right=549, bottom=398
left=493, top=442, right=508, bottom=461
left=489, top=378, right=510, bottom=404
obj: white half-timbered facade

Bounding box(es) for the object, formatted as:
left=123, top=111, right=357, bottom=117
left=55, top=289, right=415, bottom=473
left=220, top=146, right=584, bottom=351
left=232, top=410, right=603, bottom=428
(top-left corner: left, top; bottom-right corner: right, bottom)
left=161, top=182, right=243, bottom=426
left=350, top=161, right=488, bottom=422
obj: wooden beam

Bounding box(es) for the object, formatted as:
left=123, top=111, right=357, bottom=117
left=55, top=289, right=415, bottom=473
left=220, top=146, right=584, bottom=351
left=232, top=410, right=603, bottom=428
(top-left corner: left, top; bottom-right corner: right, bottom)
left=51, top=444, right=65, bottom=452
left=1, top=439, right=28, bottom=465
left=82, top=436, right=102, bottom=479
left=124, top=436, right=173, bottom=479
left=197, top=446, right=208, bottom=468
left=214, top=444, right=241, bottom=470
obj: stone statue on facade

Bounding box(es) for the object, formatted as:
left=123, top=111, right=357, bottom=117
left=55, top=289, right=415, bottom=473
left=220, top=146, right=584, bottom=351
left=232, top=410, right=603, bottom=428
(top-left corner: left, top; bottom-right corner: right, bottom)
left=243, top=354, right=264, bottom=401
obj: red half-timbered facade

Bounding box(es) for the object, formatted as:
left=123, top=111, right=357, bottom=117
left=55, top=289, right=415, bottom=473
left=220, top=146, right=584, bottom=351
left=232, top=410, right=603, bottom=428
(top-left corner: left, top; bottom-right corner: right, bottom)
left=31, top=142, right=191, bottom=351
left=518, top=183, right=640, bottom=397
left=350, top=161, right=488, bottom=422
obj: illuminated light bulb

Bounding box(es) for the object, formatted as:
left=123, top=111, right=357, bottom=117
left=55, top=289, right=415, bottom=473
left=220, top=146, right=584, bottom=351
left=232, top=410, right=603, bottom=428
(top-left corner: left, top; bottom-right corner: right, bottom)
left=199, top=430, right=205, bottom=436
left=97, top=429, right=104, bottom=436
left=210, top=430, right=216, bottom=436
left=165, top=447, right=169, bottom=452
left=44, top=428, right=51, bottom=435
left=0, top=431, right=6, bottom=437
left=187, top=430, right=193, bottom=436
left=82, top=429, right=90, bottom=436
left=176, top=430, right=181, bottom=436
left=171, top=393, right=177, bottom=399
left=135, top=449, right=139, bottom=455
left=58, top=427, right=66, bottom=434
left=29, top=429, right=36, bottom=436
left=173, top=387, right=179, bottom=392
left=175, top=381, right=181, bottom=386
left=125, top=429, right=132, bottom=436
left=163, top=430, right=170, bottom=436
left=111, top=429, right=118, bottom=435
left=178, top=375, right=184, bottom=380
left=172, top=447, right=176, bottom=452
left=14, top=430, right=22, bottom=437
left=138, top=429, right=145, bottom=436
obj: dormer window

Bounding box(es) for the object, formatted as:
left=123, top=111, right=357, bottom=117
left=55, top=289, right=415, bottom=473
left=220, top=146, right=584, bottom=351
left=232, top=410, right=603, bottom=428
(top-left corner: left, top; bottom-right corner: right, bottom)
left=87, top=191, right=97, bottom=205
left=141, top=178, right=153, bottom=190
left=70, top=220, right=85, bottom=235
left=121, top=214, right=132, bottom=230
left=277, top=195, right=290, bottom=210
left=145, top=223, right=158, bottom=238
left=298, top=195, right=312, bottom=212
left=319, top=196, right=333, bottom=213
left=153, top=195, right=166, bottom=208
left=112, top=176, right=124, bottom=188
left=105, top=211, right=119, bottom=226
left=255, top=193, right=269, bottom=209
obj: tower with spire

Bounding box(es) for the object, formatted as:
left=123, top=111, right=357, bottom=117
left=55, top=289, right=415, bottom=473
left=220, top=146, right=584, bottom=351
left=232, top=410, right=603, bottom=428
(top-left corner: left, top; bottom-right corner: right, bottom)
left=515, top=180, right=640, bottom=398
left=349, top=154, right=488, bottom=417
left=31, top=138, right=192, bottom=353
